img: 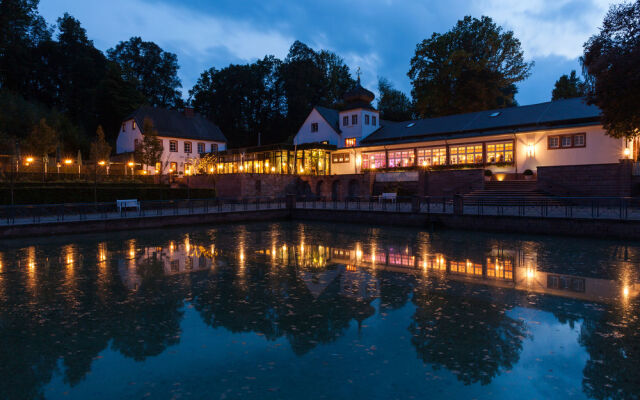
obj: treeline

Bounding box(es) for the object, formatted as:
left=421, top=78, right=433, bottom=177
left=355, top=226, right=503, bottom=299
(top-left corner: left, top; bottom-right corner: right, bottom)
left=1, top=0, right=637, bottom=158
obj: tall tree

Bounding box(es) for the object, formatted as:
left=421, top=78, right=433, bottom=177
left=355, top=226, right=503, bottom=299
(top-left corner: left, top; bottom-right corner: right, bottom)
left=108, top=37, right=182, bottom=108
left=278, top=41, right=354, bottom=135
left=408, top=16, right=533, bottom=118
left=89, top=125, right=112, bottom=163
left=377, top=77, right=413, bottom=121
left=23, top=118, right=57, bottom=158
left=552, top=70, right=586, bottom=100
left=0, top=0, right=51, bottom=92
left=134, top=118, right=163, bottom=173
left=582, top=1, right=640, bottom=138
left=190, top=56, right=286, bottom=147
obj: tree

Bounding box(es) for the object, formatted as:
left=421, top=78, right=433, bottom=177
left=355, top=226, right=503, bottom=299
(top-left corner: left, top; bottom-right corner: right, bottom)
left=377, top=77, right=413, bottom=121
left=134, top=118, right=163, bottom=173
left=108, top=37, right=182, bottom=108
left=408, top=16, right=533, bottom=118
left=552, top=70, right=586, bottom=100
left=23, top=118, right=57, bottom=158
left=0, top=0, right=51, bottom=92
left=89, top=125, right=111, bottom=163
left=582, top=1, right=640, bottom=138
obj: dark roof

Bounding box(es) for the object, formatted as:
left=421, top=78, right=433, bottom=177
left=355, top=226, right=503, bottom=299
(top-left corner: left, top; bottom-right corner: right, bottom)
left=361, top=97, right=601, bottom=146
left=219, top=142, right=336, bottom=155
left=127, top=106, right=227, bottom=142
left=315, top=106, right=341, bottom=133
left=343, top=78, right=376, bottom=111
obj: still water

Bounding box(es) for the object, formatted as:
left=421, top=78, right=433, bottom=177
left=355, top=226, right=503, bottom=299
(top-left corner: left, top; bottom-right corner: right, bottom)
left=0, top=222, right=639, bottom=400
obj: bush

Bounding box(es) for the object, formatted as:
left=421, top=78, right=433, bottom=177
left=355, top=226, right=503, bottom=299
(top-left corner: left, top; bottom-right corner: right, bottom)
left=484, top=169, right=493, bottom=177
left=523, top=169, right=533, bottom=176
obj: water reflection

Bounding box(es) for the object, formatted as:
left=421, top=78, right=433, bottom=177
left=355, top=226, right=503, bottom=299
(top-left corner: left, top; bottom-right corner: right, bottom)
left=0, top=223, right=639, bottom=399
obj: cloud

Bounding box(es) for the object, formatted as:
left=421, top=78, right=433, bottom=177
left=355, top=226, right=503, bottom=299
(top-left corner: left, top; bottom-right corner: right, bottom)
left=472, top=0, right=614, bottom=59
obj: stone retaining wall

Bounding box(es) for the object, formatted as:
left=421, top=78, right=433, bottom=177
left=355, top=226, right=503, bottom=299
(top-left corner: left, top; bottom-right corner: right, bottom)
left=537, top=161, right=632, bottom=197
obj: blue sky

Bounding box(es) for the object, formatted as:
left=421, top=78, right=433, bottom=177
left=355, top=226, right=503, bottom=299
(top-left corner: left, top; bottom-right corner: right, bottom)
left=39, top=0, right=617, bottom=106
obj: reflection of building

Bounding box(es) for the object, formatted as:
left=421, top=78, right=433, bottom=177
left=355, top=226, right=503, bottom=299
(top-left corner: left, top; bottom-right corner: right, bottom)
left=118, top=243, right=215, bottom=290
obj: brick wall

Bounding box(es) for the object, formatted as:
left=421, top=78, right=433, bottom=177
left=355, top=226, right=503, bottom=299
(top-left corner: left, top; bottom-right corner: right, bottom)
left=423, top=169, right=484, bottom=196
left=537, top=161, right=632, bottom=197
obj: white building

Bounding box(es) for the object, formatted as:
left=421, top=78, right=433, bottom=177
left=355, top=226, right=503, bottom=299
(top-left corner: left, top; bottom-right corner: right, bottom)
left=116, top=106, right=227, bottom=175
left=293, top=81, right=633, bottom=177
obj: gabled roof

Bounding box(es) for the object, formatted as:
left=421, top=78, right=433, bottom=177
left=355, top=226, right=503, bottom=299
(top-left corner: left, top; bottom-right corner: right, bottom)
left=127, top=106, right=227, bottom=142
left=361, top=97, right=601, bottom=146
left=314, top=106, right=341, bottom=133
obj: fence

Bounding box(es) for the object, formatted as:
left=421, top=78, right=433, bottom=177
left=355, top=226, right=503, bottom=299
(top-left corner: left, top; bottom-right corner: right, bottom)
left=3, top=195, right=640, bottom=227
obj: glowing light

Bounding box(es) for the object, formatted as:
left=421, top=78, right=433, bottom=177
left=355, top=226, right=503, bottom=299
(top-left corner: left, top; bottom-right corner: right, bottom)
left=299, top=167, right=304, bottom=173
left=98, top=160, right=106, bottom=166
left=185, top=238, right=191, bottom=253
left=239, top=165, right=244, bottom=172
left=26, top=157, right=34, bottom=163
left=240, top=251, right=245, bottom=261
left=422, top=160, right=428, bottom=167
left=209, top=167, right=214, bottom=173
left=142, top=170, right=147, bottom=175
left=98, top=243, right=107, bottom=263
left=127, top=161, right=134, bottom=167
left=526, top=268, right=535, bottom=279
left=170, top=242, right=175, bottom=253
left=495, top=173, right=506, bottom=182
left=265, top=161, right=269, bottom=168
left=356, top=249, right=363, bottom=259
left=355, top=155, right=362, bottom=166
left=271, top=166, right=275, bottom=172
left=64, top=159, right=73, bottom=165
left=623, top=286, right=630, bottom=298
left=624, top=148, right=631, bottom=158
left=527, top=144, right=535, bottom=158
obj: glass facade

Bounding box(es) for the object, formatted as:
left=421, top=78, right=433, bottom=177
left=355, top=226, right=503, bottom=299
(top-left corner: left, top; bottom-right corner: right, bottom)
left=450, top=143, right=483, bottom=165
left=387, top=149, right=415, bottom=168
left=417, top=147, right=447, bottom=166
left=362, top=151, right=386, bottom=169
left=215, top=144, right=334, bottom=175
left=486, top=141, right=514, bottom=163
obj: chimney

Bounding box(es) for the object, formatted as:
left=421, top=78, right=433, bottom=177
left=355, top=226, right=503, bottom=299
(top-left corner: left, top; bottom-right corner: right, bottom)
left=184, top=107, right=194, bottom=118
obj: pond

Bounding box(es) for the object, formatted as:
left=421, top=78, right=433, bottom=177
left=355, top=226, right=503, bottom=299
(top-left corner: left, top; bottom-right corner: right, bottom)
left=0, top=222, right=638, bottom=399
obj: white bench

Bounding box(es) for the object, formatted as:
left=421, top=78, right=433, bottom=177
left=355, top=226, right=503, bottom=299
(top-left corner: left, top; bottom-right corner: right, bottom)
left=117, top=199, right=140, bottom=213
left=379, top=193, right=397, bottom=203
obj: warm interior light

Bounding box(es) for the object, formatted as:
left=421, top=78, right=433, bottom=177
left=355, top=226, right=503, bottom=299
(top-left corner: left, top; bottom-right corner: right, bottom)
left=624, top=148, right=631, bottom=158
left=271, top=166, right=275, bottom=172
left=496, top=173, right=506, bottom=181
left=26, top=157, right=34, bottom=163
left=239, top=165, right=244, bottom=172
left=64, top=159, right=73, bottom=165
left=127, top=161, right=134, bottom=167
left=422, top=160, right=428, bottom=167
left=98, top=160, right=106, bottom=166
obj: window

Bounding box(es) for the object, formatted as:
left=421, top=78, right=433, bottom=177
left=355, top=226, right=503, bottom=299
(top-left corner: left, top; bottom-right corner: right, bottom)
left=548, top=133, right=586, bottom=149
left=169, top=140, right=178, bottom=152
left=169, top=162, right=177, bottom=173
left=345, top=138, right=356, bottom=147
left=486, top=141, right=514, bottom=163
left=365, top=115, right=370, bottom=125
left=132, top=121, right=137, bottom=130
left=362, top=151, right=386, bottom=169
left=311, top=122, right=319, bottom=132
left=211, top=143, right=218, bottom=152
left=332, top=153, right=350, bottom=163
left=449, top=143, right=483, bottom=165
left=343, top=116, right=349, bottom=126
left=184, top=141, right=192, bottom=153
left=388, top=149, right=415, bottom=168
left=547, top=275, right=585, bottom=292
left=417, top=147, right=447, bottom=166
left=197, top=143, right=205, bottom=154
left=372, top=116, right=377, bottom=126
left=351, top=114, right=358, bottom=125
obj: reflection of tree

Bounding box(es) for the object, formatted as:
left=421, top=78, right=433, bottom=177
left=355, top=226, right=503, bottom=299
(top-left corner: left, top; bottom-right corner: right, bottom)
left=192, top=263, right=375, bottom=355
left=110, top=257, right=185, bottom=361
left=580, top=301, right=640, bottom=400
left=409, top=282, right=526, bottom=385
left=376, top=270, right=414, bottom=311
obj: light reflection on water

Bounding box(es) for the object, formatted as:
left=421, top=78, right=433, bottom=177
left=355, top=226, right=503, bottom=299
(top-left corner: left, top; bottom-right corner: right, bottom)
left=0, top=222, right=639, bottom=400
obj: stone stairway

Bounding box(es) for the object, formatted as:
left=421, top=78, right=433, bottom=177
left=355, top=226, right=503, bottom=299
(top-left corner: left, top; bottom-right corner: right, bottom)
left=463, top=180, right=561, bottom=205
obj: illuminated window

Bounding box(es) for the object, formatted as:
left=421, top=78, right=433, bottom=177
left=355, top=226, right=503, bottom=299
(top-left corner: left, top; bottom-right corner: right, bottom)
left=184, top=141, right=192, bottom=153
left=365, top=115, right=370, bottom=125
left=332, top=153, right=350, bottom=163
left=169, top=141, right=178, bottom=152
left=362, top=151, right=386, bottom=169
left=169, top=162, right=177, bottom=173
left=450, top=143, right=483, bottom=165
left=197, top=143, right=205, bottom=154
left=132, top=121, right=137, bottom=130
left=311, top=122, right=319, bottom=132
left=352, top=114, right=358, bottom=125
left=388, top=149, right=415, bottom=168
left=343, top=116, right=349, bottom=126
left=345, top=138, right=356, bottom=147
left=486, top=141, right=514, bottom=163
left=417, top=147, right=446, bottom=166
